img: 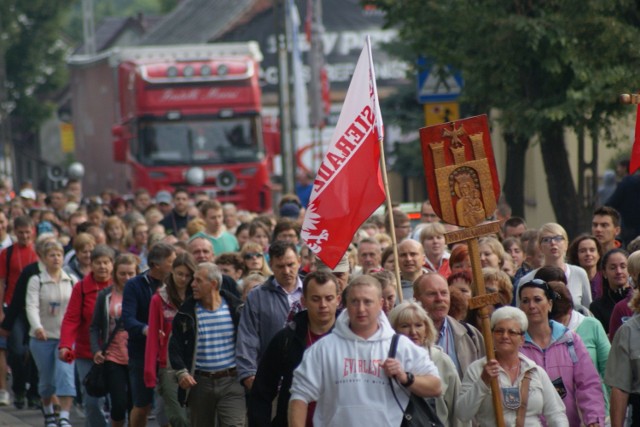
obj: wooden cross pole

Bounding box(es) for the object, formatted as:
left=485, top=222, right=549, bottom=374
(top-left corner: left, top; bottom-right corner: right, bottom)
left=445, top=220, right=505, bottom=427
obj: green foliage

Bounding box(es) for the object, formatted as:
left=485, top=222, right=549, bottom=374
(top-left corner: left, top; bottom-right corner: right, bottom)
left=369, top=0, right=640, bottom=140
left=1, top=0, right=74, bottom=134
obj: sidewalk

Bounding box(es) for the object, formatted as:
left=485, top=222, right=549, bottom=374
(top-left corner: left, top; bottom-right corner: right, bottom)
left=0, top=407, right=31, bottom=426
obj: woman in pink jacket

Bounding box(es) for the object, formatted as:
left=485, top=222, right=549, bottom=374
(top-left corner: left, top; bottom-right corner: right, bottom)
left=518, top=278, right=605, bottom=427
left=144, top=252, right=195, bottom=427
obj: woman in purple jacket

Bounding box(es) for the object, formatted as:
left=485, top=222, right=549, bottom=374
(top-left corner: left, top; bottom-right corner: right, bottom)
left=518, top=279, right=605, bottom=427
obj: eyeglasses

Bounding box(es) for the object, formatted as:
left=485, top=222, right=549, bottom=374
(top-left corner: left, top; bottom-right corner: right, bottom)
left=244, top=252, right=263, bottom=260
left=540, top=235, right=565, bottom=245
left=492, top=328, right=524, bottom=337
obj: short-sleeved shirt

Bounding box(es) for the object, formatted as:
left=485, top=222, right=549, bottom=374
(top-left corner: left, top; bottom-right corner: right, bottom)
left=606, top=314, right=640, bottom=393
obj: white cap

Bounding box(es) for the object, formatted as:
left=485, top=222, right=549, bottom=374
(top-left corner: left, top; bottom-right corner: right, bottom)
left=19, top=188, right=36, bottom=200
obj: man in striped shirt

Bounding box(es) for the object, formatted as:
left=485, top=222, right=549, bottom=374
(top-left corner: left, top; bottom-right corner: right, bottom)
left=169, top=262, right=244, bottom=427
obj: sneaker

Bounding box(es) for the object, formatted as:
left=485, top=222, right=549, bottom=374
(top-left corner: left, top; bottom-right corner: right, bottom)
left=0, top=389, right=10, bottom=406
left=13, top=392, right=25, bottom=409
left=44, top=414, right=57, bottom=427
left=57, top=418, right=72, bottom=427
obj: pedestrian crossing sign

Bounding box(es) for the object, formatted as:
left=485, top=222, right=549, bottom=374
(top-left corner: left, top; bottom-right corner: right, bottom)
left=417, top=63, right=463, bottom=103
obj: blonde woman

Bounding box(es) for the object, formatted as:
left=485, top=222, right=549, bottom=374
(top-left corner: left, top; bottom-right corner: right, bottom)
left=240, top=241, right=272, bottom=278
left=420, top=222, right=451, bottom=277
left=517, top=223, right=592, bottom=309
left=26, top=240, right=78, bottom=427
left=388, top=300, right=467, bottom=427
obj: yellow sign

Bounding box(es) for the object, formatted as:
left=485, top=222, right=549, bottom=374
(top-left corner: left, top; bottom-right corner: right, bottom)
left=60, top=123, right=75, bottom=153
left=424, top=102, right=459, bottom=126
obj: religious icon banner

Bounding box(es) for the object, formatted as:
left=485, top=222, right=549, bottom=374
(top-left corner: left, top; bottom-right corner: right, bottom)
left=419, top=114, right=501, bottom=227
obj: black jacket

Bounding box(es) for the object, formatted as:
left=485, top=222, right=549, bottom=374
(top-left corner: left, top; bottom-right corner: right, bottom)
left=248, top=310, right=336, bottom=427
left=590, top=285, right=632, bottom=333
left=169, top=289, right=243, bottom=405
left=1, top=261, right=40, bottom=331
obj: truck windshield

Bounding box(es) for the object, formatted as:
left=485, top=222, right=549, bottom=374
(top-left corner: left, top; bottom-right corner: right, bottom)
left=135, top=117, right=261, bottom=166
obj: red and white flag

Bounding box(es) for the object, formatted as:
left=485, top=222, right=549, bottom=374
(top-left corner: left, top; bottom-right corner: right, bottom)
left=301, top=36, right=385, bottom=268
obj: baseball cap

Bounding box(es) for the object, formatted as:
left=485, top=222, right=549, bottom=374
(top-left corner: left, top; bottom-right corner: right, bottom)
left=155, top=190, right=172, bottom=205
left=19, top=188, right=36, bottom=200
left=315, top=254, right=350, bottom=273
left=279, top=201, right=301, bottom=219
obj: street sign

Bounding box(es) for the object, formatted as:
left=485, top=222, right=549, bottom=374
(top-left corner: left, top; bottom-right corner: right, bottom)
left=424, top=102, right=460, bottom=126
left=417, top=60, right=463, bottom=103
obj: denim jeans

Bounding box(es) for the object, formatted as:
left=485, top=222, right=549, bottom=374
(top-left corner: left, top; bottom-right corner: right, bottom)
left=7, top=315, right=30, bottom=396
left=75, top=358, right=107, bottom=427
left=188, top=373, right=245, bottom=427
left=29, top=338, right=75, bottom=398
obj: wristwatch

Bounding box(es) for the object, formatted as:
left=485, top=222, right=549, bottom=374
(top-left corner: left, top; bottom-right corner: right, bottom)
left=401, top=371, right=415, bottom=387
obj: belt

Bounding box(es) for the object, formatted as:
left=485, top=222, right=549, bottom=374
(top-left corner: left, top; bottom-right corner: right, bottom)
left=194, top=368, right=237, bottom=379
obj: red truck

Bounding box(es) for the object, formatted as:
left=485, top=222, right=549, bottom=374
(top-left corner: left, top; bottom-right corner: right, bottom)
left=69, top=42, right=275, bottom=212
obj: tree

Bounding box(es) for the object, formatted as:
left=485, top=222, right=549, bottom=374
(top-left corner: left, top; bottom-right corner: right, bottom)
left=369, top=0, right=640, bottom=236
left=1, top=0, right=74, bottom=137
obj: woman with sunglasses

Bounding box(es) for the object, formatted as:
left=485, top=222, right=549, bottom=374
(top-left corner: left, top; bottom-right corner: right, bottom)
left=240, top=242, right=272, bottom=279
left=458, top=306, right=568, bottom=426
left=519, top=279, right=605, bottom=427
left=590, top=248, right=630, bottom=334
left=516, top=223, right=592, bottom=309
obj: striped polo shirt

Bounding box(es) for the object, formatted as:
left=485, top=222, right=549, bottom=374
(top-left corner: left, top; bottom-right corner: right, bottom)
left=195, top=298, right=236, bottom=372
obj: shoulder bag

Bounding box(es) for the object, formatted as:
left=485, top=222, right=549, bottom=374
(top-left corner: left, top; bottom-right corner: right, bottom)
left=388, top=334, right=444, bottom=427
left=83, top=316, right=122, bottom=397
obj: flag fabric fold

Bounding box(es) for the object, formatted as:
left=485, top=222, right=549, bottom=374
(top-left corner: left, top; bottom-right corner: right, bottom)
left=630, top=104, right=640, bottom=174
left=301, top=36, right=385, bottom=269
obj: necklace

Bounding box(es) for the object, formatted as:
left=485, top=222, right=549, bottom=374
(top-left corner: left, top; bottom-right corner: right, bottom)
left=499, top=360, right=520, bottom=371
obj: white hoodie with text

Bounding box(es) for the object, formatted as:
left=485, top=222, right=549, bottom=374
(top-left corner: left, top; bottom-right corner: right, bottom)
left=289, top=310, right=440, bottom=426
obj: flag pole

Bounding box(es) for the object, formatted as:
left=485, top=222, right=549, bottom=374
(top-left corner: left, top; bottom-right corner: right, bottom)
left=365, top=35, right=404, bottom=301
left=377, top=137, right=404, bottom=302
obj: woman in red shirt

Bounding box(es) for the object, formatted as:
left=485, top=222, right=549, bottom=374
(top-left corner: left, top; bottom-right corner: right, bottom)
left=58, top=245, right=115, bottom=427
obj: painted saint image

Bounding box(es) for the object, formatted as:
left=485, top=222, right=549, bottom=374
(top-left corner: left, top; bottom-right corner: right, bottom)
left=453, top=169, right=486, bottom=226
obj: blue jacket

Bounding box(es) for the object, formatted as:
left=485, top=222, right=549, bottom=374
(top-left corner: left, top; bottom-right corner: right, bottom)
left=122, top=271, right=163, bottom=358
left=236, top=275, right=301, bottom=382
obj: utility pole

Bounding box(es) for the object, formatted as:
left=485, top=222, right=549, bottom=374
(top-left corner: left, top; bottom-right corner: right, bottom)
left=82, top=0, right=96, bottom=55
left=276, top=0, right=295, bottom=194
left=0, top=18, right=15, bottom=187
left=308, top=0, right=326, bottom=173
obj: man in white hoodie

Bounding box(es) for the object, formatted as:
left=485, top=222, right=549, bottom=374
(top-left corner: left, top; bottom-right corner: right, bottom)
left=288, top=275, right=442, bottom=427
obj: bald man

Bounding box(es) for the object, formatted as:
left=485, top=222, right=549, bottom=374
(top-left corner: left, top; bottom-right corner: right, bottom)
left=397, top=239, right=428, bottom=299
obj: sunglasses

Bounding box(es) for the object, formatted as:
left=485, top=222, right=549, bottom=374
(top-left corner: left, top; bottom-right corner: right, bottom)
left=244, top=252, right=263, bottom=260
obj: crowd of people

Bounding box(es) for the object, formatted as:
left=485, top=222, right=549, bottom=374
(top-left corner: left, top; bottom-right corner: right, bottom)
left=0, top=176, right=636, bottom=427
